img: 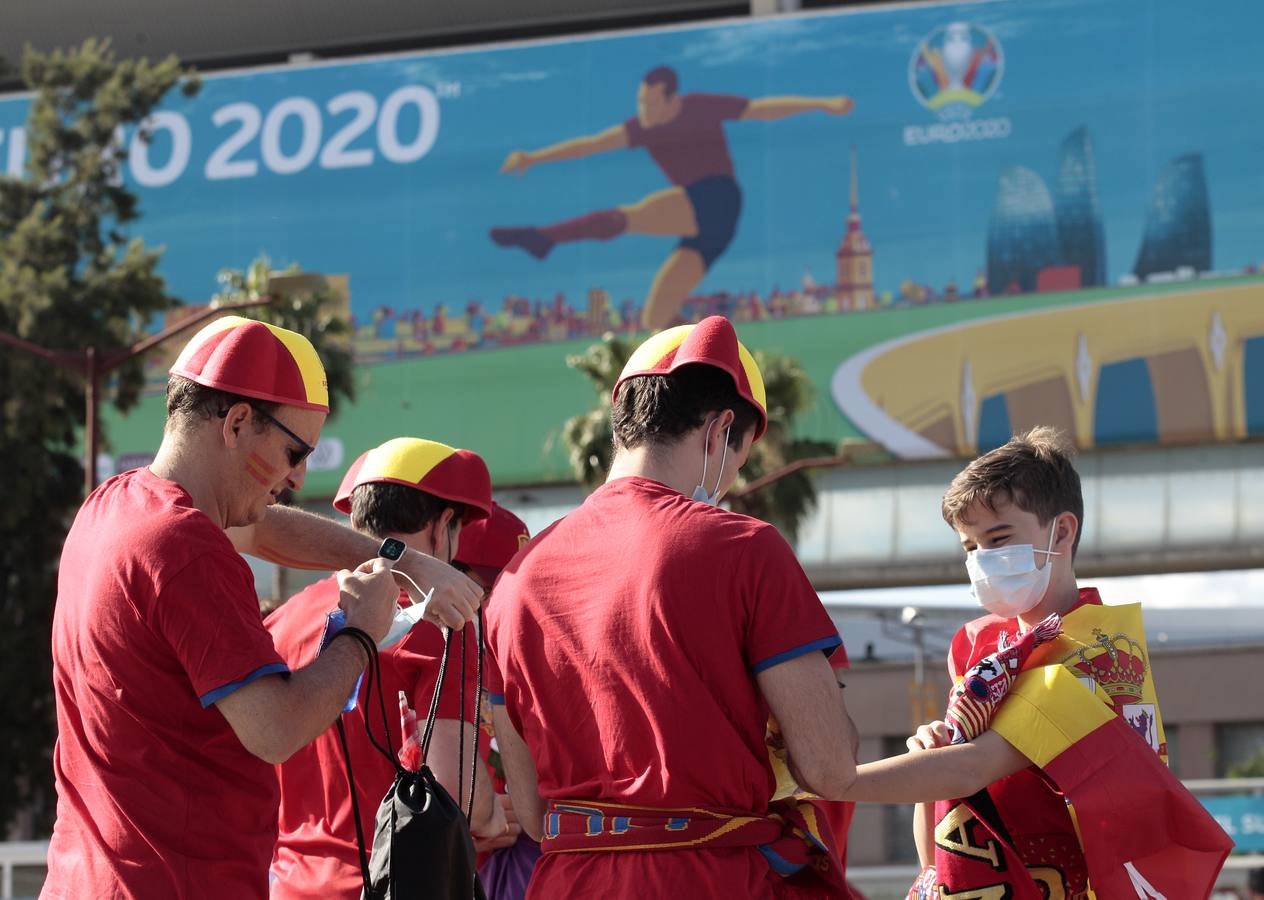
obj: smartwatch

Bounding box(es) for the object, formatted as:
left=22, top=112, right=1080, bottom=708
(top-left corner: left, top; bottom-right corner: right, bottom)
left=378, top=537, right=406, bottom=566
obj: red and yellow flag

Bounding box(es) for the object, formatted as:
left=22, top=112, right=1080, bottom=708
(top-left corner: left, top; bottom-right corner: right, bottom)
left=927, top=602, right=1232, bottom=898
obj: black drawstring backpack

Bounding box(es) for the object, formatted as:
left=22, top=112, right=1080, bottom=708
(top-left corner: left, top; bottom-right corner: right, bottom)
left=332, top=613, right=486, bottom=900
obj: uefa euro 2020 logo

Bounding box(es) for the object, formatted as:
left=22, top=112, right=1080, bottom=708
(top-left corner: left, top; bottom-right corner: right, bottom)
left=909, top=22, right=1003, bottom=118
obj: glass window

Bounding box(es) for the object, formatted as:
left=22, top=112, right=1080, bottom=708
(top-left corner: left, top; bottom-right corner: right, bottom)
left=1215, top=722, right=1264, bottom=777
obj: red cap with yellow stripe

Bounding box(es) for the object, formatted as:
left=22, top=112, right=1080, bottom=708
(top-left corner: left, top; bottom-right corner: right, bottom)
left=333, top=438, right=493, bottom=523
left=453, top=502, right=530, bottom=584
left=170, top=315, right=329, bottom=412
left=612, top=316, right=767, bottom=439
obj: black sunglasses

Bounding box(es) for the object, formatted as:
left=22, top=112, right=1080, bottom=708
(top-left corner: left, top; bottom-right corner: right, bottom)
left=220, top=404, right=315, bottom=468
left=251, top=405, right=315, bottom=468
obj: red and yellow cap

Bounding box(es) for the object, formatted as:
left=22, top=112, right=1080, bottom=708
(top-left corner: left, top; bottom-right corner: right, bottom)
left=453, top=502, right=530, bottom=585
left=333, top=438, right=493, bottom=523
left=170, top=315, right=329, bottom=412
left=612, top=316, right=767, bottom=438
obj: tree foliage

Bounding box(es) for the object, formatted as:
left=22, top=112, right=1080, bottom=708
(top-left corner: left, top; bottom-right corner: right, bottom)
left=560, top=332, right=829, bottom=542
left=1227, top=749, right=1264, bottom=779
left=0, top=39, right=196, bottom=834
left=560, top=334, right=634, bottom=490
left=725, top=352, right=833, bottom=543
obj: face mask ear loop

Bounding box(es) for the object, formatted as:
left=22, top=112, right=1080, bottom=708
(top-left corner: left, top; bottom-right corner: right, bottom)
left=710, top=426, right=731, bottom=500
left=698, top=418, right=718, bottom=495
left=1039, top=519, right=1061, bottom=562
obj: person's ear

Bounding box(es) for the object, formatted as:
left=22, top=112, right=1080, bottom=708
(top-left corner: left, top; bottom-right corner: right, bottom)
left=709, top=409, right=736, bottom=453
left=1056, top=512, right=1079, bottom=552
left=220, top=402, right=253, bottom=449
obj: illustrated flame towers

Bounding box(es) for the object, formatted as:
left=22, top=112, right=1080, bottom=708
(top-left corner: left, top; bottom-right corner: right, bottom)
left=1133, top=153, right=1212, bottom=280
left=1055, top=126, right=1107, bottom=288
left=987, top=166, right=1062, bottom=295
left=836, top=146, right=874, bottom=310
left=987, top=126, right=1109, bottom=294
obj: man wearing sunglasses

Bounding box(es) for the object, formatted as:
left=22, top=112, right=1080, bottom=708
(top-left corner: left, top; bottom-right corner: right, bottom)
left=43, top=317, right=482, bottom=900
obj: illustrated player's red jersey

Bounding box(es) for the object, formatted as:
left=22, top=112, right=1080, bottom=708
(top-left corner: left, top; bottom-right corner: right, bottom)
left=624, top=93, right=749, bottom=186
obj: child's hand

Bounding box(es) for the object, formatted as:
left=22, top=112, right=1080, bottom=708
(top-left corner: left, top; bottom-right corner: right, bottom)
left=906, top=720, right=952, bottom=752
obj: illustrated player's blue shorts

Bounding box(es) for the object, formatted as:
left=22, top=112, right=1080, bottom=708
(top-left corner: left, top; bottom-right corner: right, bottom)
left=680, top=175, right=742, bottom=270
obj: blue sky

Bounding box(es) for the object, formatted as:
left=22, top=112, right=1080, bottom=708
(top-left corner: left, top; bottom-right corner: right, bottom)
left=0, top=0, right=1259, bottom=316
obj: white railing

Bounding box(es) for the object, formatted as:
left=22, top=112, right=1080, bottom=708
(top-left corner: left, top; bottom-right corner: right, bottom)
left=1, top=779, right=1261, bottom=898
left=0, top=841, right=46, bottom=900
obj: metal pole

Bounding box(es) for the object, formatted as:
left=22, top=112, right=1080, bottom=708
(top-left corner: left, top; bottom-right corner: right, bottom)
left=85, top=347, right=99, bottom=495
left=912, top=621, right=926, bottom=730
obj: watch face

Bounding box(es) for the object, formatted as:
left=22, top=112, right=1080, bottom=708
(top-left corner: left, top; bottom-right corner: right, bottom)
left=378, top=537, right=407, bottom=561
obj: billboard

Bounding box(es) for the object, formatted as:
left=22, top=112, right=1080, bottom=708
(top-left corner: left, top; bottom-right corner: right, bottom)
left=1, top=0, right=1261, bottom=492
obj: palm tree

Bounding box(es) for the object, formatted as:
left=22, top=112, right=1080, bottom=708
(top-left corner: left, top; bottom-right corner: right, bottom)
left=560, top=333, right=634, bottom=490
left=560, top=333, right=829, bottom=543
left=726, top=351, right=833, bottom=544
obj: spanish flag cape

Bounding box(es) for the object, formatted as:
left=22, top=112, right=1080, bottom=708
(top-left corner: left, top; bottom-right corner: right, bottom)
left=929, top=601, right=1231, bottom=899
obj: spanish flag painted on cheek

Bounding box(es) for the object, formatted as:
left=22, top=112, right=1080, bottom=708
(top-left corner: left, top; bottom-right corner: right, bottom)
left=927, top=602, right=1232, bottom=899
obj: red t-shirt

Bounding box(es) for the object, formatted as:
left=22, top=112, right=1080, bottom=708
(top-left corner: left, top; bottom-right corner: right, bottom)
left=485, top=477, right=842, bottom=899
left=937, top=588, right=1105, bottom=894
left=624, top=93, right=749, bottom=187
left=44, top=467, right=288, bottom=900
left=265, top=575, right=479, bottom=900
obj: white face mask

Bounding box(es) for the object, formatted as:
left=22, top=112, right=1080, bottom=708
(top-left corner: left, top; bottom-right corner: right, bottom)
left=965, top=521, right=1062, bottom=618
left=692, top=418, right=731, bottom=506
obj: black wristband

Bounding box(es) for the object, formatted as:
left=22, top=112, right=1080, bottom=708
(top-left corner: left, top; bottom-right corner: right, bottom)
left=330, top=626, right=376, bottom=663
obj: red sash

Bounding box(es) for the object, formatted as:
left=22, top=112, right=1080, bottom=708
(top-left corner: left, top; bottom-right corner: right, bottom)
left=541, top=798, right=851, bottom=897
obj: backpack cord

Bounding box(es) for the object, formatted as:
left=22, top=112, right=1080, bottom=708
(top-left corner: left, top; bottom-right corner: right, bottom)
left=458, top=625, right=467, bottom=815
left=466, top=606, right=484, bottom=822
left=336, top=717, right=372, bottom=888
left=420, top=626, right=454, bottom=761
left=328, top=625, right=386, bottom=893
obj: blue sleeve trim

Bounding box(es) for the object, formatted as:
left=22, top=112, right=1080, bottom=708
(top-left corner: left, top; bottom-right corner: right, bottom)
left=751, top=635, right=842, bottom=675
left=487, top=692, right=506, bottom=706
left=199, top=662, right=290, bottom=708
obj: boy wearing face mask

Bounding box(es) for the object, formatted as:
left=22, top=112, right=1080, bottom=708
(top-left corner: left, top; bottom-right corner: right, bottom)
left=845, top=427, right=1230, bottom=898
left=484, top=316, right=859, bottom=899
left=264, top=438, right=508, bottom=899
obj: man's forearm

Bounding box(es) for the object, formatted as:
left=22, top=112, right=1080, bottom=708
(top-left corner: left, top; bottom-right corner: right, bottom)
left=230, top=504, right=377, bottom=570
left=845, top=731, right=1027, bottom=803
left=234, top=505, right=481, bottom=629
left=492, top=706, right=544, bottom=840
left=429, top=718, right=497, bottom=827
left=217, top=635, right=369, bottom=764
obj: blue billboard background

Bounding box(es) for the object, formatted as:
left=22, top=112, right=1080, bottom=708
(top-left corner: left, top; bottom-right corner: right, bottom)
left=1, top=0, right=1259, bottom=319
left=2, top=0, right=1263, bottom=489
